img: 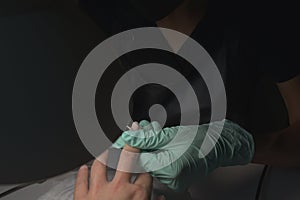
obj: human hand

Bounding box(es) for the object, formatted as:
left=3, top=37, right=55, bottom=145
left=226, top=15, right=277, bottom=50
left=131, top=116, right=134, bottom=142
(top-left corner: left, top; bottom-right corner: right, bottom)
left=113, top=119, right=254, bottom=192
left=74, top=122, right=157, bottom=200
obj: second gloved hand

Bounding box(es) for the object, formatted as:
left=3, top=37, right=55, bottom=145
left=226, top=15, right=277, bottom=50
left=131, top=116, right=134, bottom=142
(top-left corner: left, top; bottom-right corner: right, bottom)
left=113, top=119, right=254, bottom=193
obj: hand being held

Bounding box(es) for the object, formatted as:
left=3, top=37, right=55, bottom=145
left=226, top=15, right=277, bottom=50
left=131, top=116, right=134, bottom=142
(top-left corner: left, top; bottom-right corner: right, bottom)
left=74, top=122, right=165, bottom=200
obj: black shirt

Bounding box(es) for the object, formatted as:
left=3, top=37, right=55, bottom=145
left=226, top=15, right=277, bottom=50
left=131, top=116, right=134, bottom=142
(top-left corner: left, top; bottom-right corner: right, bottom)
left=80, top=0, right=299, bottom=137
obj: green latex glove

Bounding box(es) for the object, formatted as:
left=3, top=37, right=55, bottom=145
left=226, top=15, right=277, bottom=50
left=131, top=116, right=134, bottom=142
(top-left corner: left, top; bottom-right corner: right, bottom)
left=113, top=119, right=254, bottom=192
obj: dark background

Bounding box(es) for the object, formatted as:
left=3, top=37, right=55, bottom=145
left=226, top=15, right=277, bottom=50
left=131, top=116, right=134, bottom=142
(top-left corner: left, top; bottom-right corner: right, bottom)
left=0, top=0, right=298, bottom=184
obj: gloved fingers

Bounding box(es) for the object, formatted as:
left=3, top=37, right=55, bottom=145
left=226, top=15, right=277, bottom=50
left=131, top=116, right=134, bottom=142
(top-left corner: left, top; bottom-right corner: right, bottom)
left=138, top=149, right=182, bottom=177
left=137, top=148, right=194, bottom=192
left=112, top=121, right=166, bottom=149
left=112, top=136, right=126, bottom=149
left=147, top=121, right=162, bottom=132
left=122, top=120, right=181, bottom=150
left=111, top=122, right=142, bottom=149
left=122, top=128, right=176, bottom=150
left=138, top=120, right=163, bottom=131
left=139, top=120, right=150, bottom=128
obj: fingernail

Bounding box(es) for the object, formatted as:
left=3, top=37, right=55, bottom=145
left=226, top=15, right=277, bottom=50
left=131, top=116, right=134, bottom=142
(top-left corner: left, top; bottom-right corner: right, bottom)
left=131, top=122, right=139, bottom=129
left=80, top=165, right=87, bottom=170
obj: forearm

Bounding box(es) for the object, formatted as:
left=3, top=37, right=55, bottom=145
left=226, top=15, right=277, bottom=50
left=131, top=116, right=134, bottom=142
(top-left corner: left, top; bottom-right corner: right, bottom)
left=252, top=120, right=300, bottom=167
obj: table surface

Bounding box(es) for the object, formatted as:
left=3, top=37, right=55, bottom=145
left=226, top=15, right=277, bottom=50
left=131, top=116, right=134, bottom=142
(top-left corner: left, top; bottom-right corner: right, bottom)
left=2, top=165, right=300, bottom=200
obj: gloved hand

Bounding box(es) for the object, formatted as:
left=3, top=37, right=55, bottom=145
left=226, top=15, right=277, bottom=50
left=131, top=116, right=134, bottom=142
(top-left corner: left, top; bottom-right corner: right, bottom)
left=113, top=119, right=254, bottom=193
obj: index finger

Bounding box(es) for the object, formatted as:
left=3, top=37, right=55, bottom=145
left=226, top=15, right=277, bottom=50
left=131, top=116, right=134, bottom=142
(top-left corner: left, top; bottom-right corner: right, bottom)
left=113, top=144, right=140, bottom=183
left=90, top=150, right=109, bottom=190
left=74, top=165, right=88, bottom=199
left=113, top=122, right=140, bottom=183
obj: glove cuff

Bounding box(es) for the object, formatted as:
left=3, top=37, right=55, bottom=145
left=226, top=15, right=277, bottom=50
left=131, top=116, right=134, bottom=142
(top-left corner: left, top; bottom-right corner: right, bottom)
left=211, top=120, right=255, bottom=167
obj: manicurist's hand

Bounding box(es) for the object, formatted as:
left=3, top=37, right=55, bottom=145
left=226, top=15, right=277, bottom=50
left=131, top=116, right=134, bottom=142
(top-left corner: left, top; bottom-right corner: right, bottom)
left=74, top=122, right=157, bottom=200
left=113, top=119, right=255, bottom=193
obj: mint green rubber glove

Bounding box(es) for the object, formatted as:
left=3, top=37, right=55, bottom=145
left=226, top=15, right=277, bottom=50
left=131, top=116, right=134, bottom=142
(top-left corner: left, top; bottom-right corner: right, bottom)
left=113, top=119, right=254, bottom=193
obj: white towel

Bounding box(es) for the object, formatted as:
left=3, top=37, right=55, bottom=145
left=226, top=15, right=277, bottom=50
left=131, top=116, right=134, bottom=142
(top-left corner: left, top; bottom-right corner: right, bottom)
left=37, top=168, right=192, bottom=200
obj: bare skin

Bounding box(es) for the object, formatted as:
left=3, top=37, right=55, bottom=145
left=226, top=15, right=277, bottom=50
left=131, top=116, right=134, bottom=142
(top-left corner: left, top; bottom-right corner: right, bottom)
left=74, top=122, right=165, bottom=200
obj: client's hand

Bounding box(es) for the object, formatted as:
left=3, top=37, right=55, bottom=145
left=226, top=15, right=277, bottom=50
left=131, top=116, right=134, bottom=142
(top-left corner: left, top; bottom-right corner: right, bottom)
left=74, top=122, right=161, bottom=200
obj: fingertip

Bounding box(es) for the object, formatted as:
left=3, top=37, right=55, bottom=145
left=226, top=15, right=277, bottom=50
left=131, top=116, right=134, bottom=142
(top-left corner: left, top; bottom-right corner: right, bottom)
left=139, top=120, right=150, bottom=127
left=78, top=165, right=88, bottom=177
left=77, top=165, right=88, bottom=180
left=122, top=130, right=140, bottom=141
left=150, top=121, right=162, bottom=131
left=80, top=165, right=88, bottom=170
left=131, top=121, right=140, bottom=130
left=75, top=164, right=88, bottom=199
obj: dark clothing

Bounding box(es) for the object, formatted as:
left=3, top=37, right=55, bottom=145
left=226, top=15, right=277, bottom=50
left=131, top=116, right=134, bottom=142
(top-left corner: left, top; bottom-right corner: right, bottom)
left=80, top=0, right=299, bottom=136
